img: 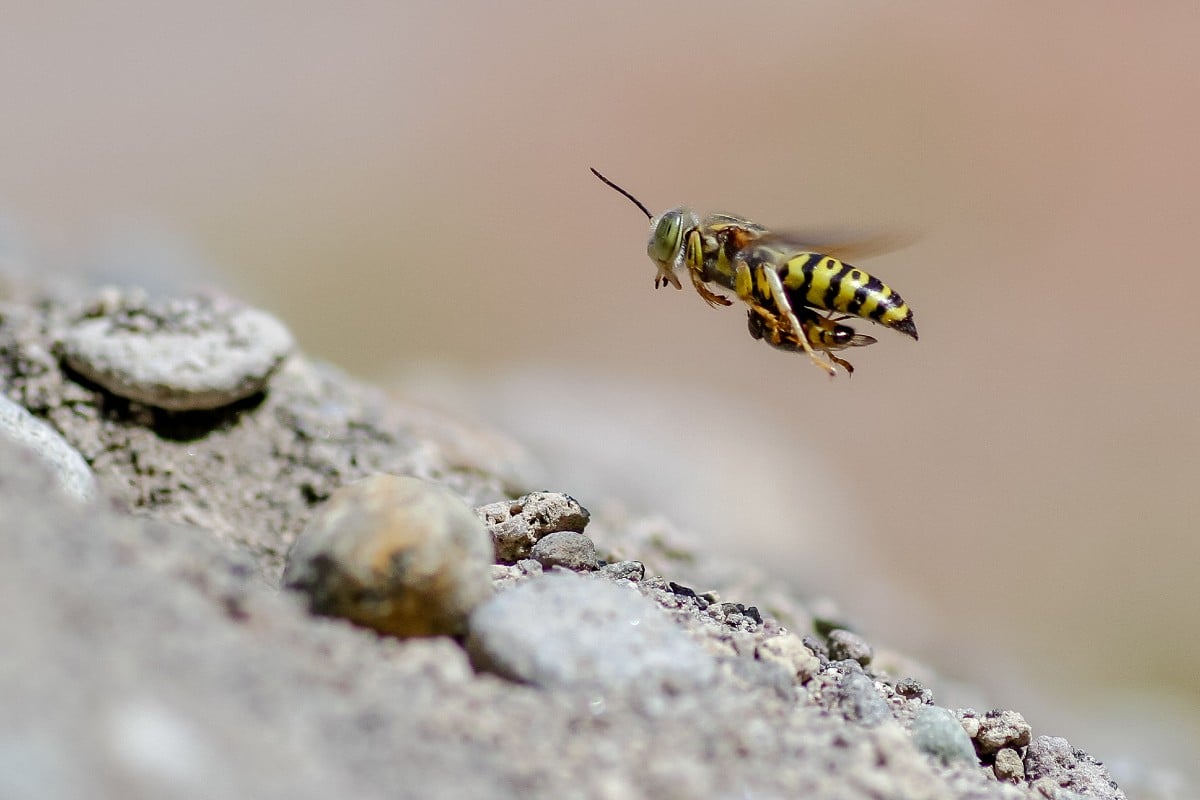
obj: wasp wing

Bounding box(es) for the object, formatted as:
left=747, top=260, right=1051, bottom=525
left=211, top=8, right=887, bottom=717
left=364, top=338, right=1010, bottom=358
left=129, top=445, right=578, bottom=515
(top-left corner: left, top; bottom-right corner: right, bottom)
left=752, top=227, right=917, bottom=262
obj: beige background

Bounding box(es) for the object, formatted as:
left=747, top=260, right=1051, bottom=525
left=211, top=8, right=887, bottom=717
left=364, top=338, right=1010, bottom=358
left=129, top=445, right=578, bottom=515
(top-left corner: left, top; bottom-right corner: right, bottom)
left=2, top=2, right=1196, bottom=790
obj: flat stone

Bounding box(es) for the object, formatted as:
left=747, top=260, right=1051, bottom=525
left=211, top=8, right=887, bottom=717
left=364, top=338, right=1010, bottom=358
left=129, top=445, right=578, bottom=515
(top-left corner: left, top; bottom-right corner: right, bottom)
left=60, top=292, right=293, bottom=411
left=466, top=570, right=717, bottom=693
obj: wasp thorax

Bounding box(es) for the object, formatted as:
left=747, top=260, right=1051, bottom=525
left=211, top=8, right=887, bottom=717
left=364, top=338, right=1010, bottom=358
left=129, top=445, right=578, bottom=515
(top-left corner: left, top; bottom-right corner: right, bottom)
left=647, top=210, right=685, bottom=265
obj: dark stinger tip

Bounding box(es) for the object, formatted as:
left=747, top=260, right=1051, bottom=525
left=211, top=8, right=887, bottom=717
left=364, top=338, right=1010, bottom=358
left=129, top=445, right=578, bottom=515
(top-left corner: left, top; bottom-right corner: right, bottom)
left=894, top=315, right=918, bottom=341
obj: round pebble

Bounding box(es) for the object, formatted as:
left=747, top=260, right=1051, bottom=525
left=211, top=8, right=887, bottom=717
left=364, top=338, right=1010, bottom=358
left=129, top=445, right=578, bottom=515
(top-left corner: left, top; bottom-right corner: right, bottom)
left=910, top=706, right=978, bottom=766
left=466, top=570, right=717, bottom=693
left=827, top=629, right=873, bottom=666
left=0, top=394, right=96, bottom=502
left=282, top=474, right=494, bottom=638
left=529, top=530, right=598, bottom=571
left=60, top=293, right=293, bottom=411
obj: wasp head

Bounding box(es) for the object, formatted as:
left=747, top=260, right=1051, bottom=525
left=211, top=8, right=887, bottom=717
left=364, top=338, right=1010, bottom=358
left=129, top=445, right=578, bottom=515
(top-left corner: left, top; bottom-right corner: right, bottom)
left=591, top=168, right=693, bottom=291
left=647, top=208, right=694, bottom=290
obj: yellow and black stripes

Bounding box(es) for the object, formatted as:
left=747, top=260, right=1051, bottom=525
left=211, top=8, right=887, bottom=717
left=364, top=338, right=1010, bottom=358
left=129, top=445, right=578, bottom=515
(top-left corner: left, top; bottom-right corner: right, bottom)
left=774, top=251, right=918, bottom=340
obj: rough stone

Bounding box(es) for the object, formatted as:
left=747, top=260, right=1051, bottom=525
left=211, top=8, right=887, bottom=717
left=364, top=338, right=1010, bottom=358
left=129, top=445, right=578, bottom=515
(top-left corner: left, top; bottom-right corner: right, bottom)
left=529, top=530, right=599, bottom=571
left=475, top=491, right=589, bottom=562
left=974, top=709, right=1033, bottom=755
left=994, top=747, right=1025, bottom=783
left=1025, top=736, right=1127, bottom=800
left=59, top=292, right=293, bottom=411
left=283, top=474, right=494, bottom=637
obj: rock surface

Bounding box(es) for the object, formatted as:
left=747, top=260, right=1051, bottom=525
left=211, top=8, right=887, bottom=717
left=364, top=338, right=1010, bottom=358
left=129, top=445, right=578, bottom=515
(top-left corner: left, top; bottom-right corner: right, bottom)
left=0, top=284, right=1140, bottom=800
left=0, top=392, right=95, bottom=502
left=467, top=570, right=716, bottom=692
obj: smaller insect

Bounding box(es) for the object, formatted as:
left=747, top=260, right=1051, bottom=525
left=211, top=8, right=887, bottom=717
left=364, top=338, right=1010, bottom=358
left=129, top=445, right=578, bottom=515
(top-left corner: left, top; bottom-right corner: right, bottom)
left=746, top=307, right=877, bottom=375
left=591, top=167, right=917, bottom=376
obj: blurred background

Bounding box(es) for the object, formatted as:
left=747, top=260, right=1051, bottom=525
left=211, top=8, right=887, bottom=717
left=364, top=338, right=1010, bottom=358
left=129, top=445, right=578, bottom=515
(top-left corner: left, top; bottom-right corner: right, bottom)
left=1, top=2, right=1196, bottom=793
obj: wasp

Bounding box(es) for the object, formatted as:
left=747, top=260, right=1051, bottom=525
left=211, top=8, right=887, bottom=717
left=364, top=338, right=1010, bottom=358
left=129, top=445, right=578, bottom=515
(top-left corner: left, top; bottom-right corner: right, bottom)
left=590, top=168, right=917, bottom=376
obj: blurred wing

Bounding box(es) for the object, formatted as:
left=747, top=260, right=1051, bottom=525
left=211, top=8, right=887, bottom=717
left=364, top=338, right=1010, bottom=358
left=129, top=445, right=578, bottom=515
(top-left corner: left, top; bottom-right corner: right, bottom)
left=843, top=332, right=878, bottom=349
left=754, top=227, right=918, bottom=262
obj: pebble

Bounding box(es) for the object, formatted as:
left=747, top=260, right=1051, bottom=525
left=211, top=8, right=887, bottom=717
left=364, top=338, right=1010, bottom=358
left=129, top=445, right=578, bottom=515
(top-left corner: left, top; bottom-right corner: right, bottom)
left=827, top=629, right=873, bottom=666
left=282, top=474, right=494, bottom=638
left=910, top=706, right=978, bottom=766
left=973, top=708, right=1032, bottom=754
left=465, top=570, right=717, bottom=693
left=838, top=672, right=891, bottom=726
left=475, top=492, right=589, bottom=562
left=0, top=394, right=96, bottom=502
left=529, top=530, right=598, bottom=571
left=993, top=746, right=1025, bottom=783
left=59, top=293, right=293, bottom=411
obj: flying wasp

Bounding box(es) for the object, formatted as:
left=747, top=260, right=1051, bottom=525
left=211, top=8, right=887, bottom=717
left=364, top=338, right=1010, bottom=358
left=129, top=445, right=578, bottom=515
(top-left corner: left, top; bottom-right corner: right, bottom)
left=590, top=168, right=917, bottom=376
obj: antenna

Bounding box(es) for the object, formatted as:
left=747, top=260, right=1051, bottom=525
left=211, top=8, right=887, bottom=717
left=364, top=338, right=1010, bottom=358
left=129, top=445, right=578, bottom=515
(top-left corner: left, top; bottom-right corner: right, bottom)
left=590, top=167, right=652, bottom=220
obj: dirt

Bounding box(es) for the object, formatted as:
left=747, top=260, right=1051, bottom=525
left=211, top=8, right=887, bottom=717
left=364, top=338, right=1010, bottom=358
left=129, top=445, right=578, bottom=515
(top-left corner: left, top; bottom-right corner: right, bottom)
left=0, top=282, right=1140, bottom=800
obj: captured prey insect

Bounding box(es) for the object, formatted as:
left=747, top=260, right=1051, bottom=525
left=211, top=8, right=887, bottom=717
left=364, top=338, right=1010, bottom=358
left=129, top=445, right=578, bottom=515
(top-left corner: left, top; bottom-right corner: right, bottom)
left=590, top=167, right=917, bottom=376
left=746, top=307, right=877, bottom=375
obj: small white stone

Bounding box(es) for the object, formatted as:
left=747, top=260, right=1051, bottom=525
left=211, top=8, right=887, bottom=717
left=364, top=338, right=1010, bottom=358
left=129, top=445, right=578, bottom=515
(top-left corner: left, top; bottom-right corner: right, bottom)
left=60, top=293, right=293, bottom=411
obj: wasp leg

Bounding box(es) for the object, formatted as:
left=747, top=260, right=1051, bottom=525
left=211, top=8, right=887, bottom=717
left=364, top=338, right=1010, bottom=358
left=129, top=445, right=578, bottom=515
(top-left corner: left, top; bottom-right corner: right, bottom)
left=690, top=269, right=732, bottom=307
left=682, top=229, right=731, bottom=307
left=735, top=260, right=836, bottom=376
left=827, top=352, right=855, bottom=375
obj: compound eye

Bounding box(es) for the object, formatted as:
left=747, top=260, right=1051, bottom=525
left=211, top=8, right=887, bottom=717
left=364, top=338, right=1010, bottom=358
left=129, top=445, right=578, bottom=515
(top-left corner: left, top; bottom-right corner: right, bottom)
left=648, top=212, right=683, bottom=263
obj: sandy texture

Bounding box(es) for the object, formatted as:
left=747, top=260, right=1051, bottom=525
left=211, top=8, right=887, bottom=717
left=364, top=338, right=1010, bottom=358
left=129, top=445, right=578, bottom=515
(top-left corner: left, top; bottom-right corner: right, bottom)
left=0, top=287, right=1135, bottom=800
